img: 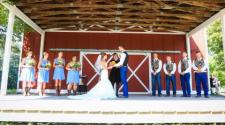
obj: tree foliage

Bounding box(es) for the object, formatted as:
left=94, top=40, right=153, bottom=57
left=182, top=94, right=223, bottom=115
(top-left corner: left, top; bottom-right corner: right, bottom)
left=207, top=19, right=225, bottom=86
left=0, top=4, right=33, bottom=89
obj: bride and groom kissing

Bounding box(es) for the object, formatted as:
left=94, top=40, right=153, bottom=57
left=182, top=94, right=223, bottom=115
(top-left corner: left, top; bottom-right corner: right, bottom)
left=69, top=46, right=129, bottom=100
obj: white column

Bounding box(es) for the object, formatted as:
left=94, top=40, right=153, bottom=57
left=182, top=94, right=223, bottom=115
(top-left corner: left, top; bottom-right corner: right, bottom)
left=39, top=31, right=45, bottom=60
left=221, top=15, right=225, bottom=62
left=203, top=28, right=211, bottom=94
left=0, top=7, right=15, bottom=96
left=148, top=53, right=152, bottom=94
left=186, top=34, right=193, bottom=91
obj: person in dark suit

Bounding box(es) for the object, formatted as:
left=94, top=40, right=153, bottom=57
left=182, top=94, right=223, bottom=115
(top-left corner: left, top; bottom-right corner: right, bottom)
left=109, top=53, right=121, bottom=97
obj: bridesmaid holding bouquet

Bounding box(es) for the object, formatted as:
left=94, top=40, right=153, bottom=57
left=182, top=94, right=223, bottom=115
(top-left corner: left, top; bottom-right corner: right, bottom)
left=37, top=52, right=51, bottom=96
left=66, top=56, right=80, bottom=96
left=20, top=51, right=36, bottom=96
left=53, top=51, right=65, bottom=96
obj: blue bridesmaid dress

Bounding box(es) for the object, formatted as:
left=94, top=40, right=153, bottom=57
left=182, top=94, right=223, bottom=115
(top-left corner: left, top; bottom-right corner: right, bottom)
left=66, top=63, right=80, bottom=84
left=20, top=57, right=35, bottom=82
left=37, top=59, right=50, bottom=83
left=53, top=58, right=65, bottom=80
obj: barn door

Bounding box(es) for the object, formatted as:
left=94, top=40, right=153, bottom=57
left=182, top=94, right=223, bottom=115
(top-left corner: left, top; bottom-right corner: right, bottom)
left=80, top=51, right=151, bottom=94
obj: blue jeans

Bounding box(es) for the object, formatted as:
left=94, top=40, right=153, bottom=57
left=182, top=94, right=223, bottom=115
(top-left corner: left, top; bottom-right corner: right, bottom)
left=195, top=72, right=208, bottom=96
left=166, top=74, right=176, bottom=95
left=151, top=73, right=162, bottom=96
left=180, top=73, right=191, bottom=96
left=120, top=66, right=128, bottom=97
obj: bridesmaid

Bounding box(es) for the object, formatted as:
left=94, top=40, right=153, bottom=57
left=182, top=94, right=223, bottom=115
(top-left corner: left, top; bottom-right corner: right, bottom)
left=37, top=52, right=51, bottom=96
left=66, top=56, right=80, bottom=96
left=53, top=51, right=65, bottom=96
left=20, top=51, right=36, bottom=96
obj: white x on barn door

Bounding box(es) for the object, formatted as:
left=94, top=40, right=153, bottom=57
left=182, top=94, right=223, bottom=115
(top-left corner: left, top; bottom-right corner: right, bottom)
left=80, top=51, right=152, bottom=94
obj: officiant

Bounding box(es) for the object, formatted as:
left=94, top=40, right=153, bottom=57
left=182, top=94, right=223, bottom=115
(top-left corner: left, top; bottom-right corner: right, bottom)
left=109, top=53, right=121, bottom=97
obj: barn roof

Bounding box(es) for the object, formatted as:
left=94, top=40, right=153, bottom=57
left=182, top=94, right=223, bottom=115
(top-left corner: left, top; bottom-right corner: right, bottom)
left=15, top=0, right=225, bottom=33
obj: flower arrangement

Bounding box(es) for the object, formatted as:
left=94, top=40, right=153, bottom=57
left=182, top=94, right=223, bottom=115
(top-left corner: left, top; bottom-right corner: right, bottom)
left=69, top=62, right=81, bottom=69
left=74, top=62, right=81, bottom=68
left=56, top=59, right=64, bottom=66
left=110, top=61, right=116, bottom=66
left=27, top=59, right=36, bottom=67
left=45, top=62, right=51, bottom=68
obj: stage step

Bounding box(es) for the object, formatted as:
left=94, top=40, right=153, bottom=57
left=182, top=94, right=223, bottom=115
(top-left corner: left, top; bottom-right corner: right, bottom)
left=0, top=95, right=225, bottom=123
left=1, top=109, right=225, bottom=115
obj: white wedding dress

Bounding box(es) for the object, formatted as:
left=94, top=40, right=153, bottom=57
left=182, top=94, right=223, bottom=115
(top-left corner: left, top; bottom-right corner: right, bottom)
left=69, top=63, right=116, bottom=100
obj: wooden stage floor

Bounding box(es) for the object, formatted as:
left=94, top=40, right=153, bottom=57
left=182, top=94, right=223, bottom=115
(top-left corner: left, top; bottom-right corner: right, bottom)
left=0, top=94, right=225, bottom=123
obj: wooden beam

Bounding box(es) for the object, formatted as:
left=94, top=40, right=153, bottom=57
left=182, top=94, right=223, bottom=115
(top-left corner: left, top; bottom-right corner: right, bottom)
left=28, top=11, right=210, bottom=21
left=35, top=17, right=202, bottom=25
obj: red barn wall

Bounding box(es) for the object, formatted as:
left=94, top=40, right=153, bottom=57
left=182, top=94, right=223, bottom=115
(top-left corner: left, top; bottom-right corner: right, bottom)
left=42, top=32, right=187, bottom=91
left=20, top=32, right=41, bottom=88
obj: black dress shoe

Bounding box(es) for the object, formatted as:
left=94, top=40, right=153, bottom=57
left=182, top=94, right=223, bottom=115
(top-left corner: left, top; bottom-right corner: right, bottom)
left=120, top=96, right=128, bottom=98
left=204, top=95, right=210, bottom=98
left=165, top=94, right=170, bottom=97
left=187, top=95, right=191, bottom=97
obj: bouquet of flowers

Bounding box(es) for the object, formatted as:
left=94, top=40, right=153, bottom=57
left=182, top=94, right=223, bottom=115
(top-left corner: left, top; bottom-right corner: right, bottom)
left=45, top=62, right=51, bottom=68
left=74, top=62, right=81, bottom=68
left=69, top=62, right=81, bottom=69
left=69, top=61, right=76, bottom=69
left=27, top=59, right=36, bottom=67
left=109, top=61, right=116, bottom=67
left=56, top=59, right=64, bottom=66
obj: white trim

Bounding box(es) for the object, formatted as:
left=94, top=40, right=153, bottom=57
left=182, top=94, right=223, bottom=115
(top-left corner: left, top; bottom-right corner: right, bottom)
left=0, top=7, right=15, bottom=96
left=81, top=51, right=151, bottom=94
left=188, top=8, right=225, bottom=37
left=16, top=33, right=24, bottom=90
left=118, top=56, right=150, bottom=93
left=39, top=31, right=45, bottom=60
left=0, top=2, right=44, bottom=34
left=221, top=14, right=225, bottom=62
left=185, top=34, right=193, bottom=91
left=148, top=53, right=152, bottom=94
left=203, top=28, right=211, bottom=94
left=49, top=48, right=181, bottom=54
left=45, top=29, right=186, bottom=35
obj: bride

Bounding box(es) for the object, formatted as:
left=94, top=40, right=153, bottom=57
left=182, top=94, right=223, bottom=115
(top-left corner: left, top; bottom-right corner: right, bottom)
left=69, top=53, right=116, bottom=100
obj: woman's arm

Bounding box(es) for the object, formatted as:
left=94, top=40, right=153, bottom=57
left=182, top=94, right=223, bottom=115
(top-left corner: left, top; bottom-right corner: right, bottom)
left=66, top=62, right=71, bottom=70
left=37, top=60, right=42, bottom=70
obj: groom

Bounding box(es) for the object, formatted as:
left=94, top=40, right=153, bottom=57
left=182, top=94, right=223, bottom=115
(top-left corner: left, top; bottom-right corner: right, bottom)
left=114, top=46, right=129, bottom=98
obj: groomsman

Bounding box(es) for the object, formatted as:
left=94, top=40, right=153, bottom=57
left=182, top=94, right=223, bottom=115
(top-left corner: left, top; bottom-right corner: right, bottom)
left=151, top=53, right=162, bottom=96
left=178, top=52, right=191, bottom=97
left=163, top=56, right=177, bottom=97
left=192, top=51, right=209, bottom=98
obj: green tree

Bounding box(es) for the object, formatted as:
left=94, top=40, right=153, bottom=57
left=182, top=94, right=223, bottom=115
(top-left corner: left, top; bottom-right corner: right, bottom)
left=0, top=3, right=33, bottom=90
left=207, top=19, right=225, bottom=86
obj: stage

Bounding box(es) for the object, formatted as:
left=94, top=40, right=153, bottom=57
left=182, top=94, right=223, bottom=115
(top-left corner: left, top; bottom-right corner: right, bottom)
left=0, top=94, right=225, bottom=123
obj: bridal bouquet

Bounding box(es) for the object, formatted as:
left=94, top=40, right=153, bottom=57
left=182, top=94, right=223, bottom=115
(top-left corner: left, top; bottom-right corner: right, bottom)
left=27, top=59, right=36, bottom=67
left=109, top=61, right=116, bottom=67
